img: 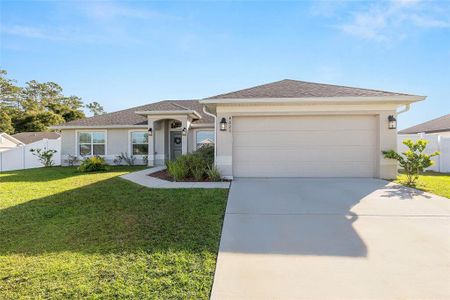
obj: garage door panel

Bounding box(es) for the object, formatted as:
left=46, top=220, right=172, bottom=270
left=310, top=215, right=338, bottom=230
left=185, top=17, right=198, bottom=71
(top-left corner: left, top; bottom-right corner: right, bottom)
left=234, top=147, right=375, bottom=162
left=235, top=162, right=375, bottom=178
left=234, top=116, right=376, bottom=131
left=233, top=131, right=376, bottom=146
left=232, top=115, right=377, bottom=178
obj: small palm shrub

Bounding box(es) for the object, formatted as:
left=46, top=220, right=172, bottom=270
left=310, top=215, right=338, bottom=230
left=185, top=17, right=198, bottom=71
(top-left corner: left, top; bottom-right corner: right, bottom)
left=78, top=156, right=109, bottom=172
left=165, top=145, right=219, bottom=181
left=166, top=159, right=188, bottom=181
left=114, top=152, right=136, bottom=166
left=383, top=139, right=440, bottom=185
left=206, top=165, right=221, bottom=182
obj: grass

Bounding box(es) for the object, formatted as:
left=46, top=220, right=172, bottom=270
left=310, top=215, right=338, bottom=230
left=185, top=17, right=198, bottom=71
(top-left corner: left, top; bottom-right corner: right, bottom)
left=0, top=166, right=228, bottom=299
left=396, top=171, right=450, bottom=198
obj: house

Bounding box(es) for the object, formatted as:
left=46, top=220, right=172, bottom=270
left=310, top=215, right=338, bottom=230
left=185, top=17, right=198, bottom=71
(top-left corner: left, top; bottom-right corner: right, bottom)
left=398, top=114, right=450, bottom=173
left=0, top=132, right=24, bottom=152
left=398, top=114, right=450, bottom=136
left=11, top=131, right=61, bottom=144
left=51, top=79, right=425, bottom=179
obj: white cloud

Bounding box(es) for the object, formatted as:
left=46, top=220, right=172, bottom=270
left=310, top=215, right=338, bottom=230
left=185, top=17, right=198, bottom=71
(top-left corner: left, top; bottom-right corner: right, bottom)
left=337, top=0, right=450, bottom=42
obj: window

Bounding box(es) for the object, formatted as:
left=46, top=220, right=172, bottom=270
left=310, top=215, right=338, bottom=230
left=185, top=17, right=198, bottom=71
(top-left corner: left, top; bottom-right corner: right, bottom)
left=131, top=131, right=148, bottom=155
left=196, top=131, right=214, bottom=149
left=78, top=132, right=105, bottom=156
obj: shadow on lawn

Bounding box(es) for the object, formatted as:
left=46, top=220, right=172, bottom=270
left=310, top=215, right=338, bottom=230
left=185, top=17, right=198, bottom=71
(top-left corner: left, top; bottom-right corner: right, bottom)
left=0, top=174, right=227, bottom=256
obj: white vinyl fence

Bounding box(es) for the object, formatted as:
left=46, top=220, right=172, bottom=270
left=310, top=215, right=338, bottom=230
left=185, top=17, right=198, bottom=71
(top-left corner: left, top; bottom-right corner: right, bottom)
left=398, top=133, right=450, bottom=173
left=0, top=138, right=61, bottom=172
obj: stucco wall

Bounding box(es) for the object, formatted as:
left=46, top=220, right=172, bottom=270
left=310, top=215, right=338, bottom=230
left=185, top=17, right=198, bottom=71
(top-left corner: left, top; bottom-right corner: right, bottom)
left=214, top=103, right=398, bottom=179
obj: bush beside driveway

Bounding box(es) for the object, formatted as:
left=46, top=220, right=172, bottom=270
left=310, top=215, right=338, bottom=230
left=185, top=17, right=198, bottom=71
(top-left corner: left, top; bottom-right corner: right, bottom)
left=0, top=167, right=228, bottom=299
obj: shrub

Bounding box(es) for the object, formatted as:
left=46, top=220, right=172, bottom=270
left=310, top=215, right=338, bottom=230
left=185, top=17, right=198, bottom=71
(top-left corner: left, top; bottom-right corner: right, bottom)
left=66, top=155, right=79, bottom=166
left=206, top=165, right=221, bottom=182
left=190, top=154, right=207, bottom=181
left=165, top=145, right=220, bottom=182
left=383, top=139, right=440, bottom=185
left=78, top=156, right=108, bottom=172
left=113, top=152, right=136, bottom=166
left=30, top=148, right=57, bottom=167
left=166, top=159, right=188, bottom=181
left=195, top=144, right=214, bottom=166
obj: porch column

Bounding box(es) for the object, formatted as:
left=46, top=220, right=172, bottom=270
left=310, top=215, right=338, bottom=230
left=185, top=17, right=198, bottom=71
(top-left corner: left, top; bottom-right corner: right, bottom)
left=148, top=118, right=155, bottom=166
left=181, top=117, right=188, bottom=155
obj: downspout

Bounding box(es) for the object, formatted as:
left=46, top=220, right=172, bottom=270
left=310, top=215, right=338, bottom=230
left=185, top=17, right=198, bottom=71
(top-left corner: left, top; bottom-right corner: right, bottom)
left=202, top=105, right=217, bottom=166
left=396, top=104, right=410, bottom=115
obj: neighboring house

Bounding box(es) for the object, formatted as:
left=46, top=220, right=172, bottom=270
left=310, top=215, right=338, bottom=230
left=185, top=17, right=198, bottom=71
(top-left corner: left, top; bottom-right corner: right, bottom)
left=11, top=131, right=61, bottom=144
left=0, top=132, right=24, bottom=152
left=398, top=114, right=450, bottom=136
left=51, top=79, right=425, bottom=179
left=398, top=114, right=450, bottom=173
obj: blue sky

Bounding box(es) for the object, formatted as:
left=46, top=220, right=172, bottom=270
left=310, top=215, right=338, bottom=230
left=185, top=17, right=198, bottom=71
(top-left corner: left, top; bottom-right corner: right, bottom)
left=1, top=0, right=449, bottom=129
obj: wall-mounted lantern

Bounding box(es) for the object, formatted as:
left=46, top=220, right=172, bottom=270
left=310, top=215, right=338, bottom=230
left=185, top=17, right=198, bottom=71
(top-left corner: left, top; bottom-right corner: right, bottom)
left=388, top=115, right=397, bottom=130
left=148, top=128, right=153, bottom=136
left=182, top=127, right=187, bottom=136
left=220, top=118, right=227, bottom=131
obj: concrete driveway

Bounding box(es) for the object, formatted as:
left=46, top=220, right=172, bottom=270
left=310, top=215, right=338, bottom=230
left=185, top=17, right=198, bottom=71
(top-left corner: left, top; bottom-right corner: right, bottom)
left=211, top=178, right=450, bottom=300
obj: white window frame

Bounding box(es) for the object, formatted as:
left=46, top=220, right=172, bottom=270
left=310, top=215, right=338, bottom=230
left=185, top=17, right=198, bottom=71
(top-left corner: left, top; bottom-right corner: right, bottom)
left=194, top=129, right=214, bottom=150
left=128, top=130, right=149, bottom=157
left=75, top=130, right=107, bottom=157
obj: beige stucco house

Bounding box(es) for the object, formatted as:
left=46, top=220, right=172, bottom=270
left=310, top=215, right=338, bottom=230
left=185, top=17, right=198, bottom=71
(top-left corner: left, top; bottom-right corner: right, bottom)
left=51, top=79, right=425, bottom=179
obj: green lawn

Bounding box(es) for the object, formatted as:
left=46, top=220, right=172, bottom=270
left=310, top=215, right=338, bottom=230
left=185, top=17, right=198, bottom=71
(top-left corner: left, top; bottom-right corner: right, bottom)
left=0, top=167, right=228, bottom=299
left=396, top=171, right=450, bottom=198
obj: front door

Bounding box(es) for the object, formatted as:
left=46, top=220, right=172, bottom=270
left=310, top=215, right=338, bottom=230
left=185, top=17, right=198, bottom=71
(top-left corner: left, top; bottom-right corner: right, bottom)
left=170, top=131, right=183, bottom=160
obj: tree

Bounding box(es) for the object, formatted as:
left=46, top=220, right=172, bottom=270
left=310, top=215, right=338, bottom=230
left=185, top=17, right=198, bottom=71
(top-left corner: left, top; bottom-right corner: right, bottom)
left=0, top=110, right=14, bottom=134
left=383, top=139, right=440, bottom=185
left=0, top=69, right=91, bottom=133
left=86, top=101, right=105, bottom=116
left=13, top=111, right=65, bottom=133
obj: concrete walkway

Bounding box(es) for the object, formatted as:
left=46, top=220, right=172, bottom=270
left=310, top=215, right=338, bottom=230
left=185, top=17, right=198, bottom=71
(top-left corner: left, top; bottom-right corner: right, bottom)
left=120, top=167, right=230, bottom=189
left=211, top=178, right=450, bottom=300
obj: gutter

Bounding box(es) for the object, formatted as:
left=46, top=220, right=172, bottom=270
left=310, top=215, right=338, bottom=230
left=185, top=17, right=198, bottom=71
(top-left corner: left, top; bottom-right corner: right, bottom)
left=200, top=95, right=426, bottom=105
left=202, top=105, right=217, bottom=167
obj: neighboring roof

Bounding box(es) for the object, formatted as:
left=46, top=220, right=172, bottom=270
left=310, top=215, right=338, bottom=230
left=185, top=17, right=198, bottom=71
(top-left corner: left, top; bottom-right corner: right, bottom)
left=54, top=100, right=214, bottom=128
left=399, top=114, right=450, bottom=134
left=11, top=132, right=61, bottom=144
left=205, top=79, right=419, bottom=99
left=0, top=132, right=25, bottom=145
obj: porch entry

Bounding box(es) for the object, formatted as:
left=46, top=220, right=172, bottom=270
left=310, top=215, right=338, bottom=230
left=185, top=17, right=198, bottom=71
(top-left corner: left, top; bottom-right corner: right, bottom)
left=170, top=131, right=183, bottom=160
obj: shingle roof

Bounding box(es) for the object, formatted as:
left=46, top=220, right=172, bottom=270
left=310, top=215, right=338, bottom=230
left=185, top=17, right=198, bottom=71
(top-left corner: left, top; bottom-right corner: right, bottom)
left=11, top=132, right=61, bottom=144
left=58, top=100, right=213, bottom=127
left=206, top=79, right=415, bottom=99
left=398, top=114, right=450, bottom=134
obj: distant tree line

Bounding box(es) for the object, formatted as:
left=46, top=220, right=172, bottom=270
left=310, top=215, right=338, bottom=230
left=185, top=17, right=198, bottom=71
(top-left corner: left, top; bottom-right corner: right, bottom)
left=0, top=69, right=105, bottom=134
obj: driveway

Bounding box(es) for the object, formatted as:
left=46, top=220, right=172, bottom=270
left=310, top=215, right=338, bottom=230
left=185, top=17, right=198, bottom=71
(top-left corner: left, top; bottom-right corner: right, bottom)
left=211, top=178, right=450, bottom=300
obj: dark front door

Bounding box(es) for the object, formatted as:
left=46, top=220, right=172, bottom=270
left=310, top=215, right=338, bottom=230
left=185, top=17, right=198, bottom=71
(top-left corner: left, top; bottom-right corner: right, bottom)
left=170, top=131, right=182, bottom=160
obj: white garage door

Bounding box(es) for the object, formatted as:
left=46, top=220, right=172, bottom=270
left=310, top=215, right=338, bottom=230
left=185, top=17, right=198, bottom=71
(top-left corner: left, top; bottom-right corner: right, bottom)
left=232, top=115, right=377, bottom=177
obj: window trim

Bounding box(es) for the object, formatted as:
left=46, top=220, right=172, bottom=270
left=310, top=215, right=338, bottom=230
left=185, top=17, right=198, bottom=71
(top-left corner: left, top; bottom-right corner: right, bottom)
left=128, top=130, right=149, bottom=157
left=75, top=130, right=107, bottom=157
left=194, top=129, right=214, bottom=150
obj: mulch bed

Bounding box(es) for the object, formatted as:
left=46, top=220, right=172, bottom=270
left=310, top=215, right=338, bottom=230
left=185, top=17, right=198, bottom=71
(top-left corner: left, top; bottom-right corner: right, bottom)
left=149, top=169, right=212, bottom=182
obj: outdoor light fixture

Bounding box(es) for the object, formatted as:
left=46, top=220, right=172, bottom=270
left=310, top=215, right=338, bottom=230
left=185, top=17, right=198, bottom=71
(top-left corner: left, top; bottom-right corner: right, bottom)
left=388, top=115, right=397, bottom=130
left=220, top=118, right=227, bottom=131
left=182, top=128, right=187, bottom=136
left=148, top=128, right=153, bottom=136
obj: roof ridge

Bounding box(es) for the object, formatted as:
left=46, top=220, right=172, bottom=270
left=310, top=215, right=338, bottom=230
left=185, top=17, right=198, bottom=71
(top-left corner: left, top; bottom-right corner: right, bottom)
left=280, top=79, right=413, bottom=96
